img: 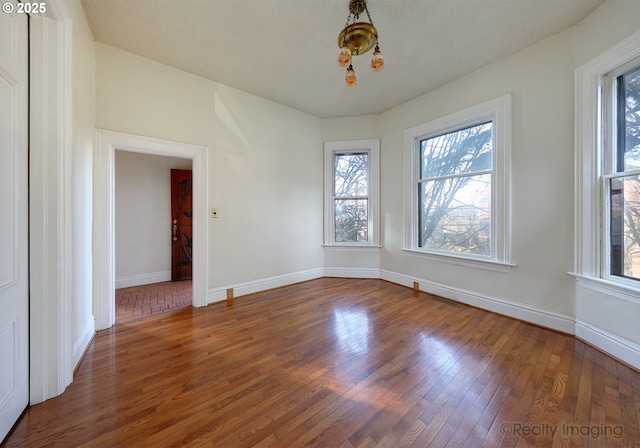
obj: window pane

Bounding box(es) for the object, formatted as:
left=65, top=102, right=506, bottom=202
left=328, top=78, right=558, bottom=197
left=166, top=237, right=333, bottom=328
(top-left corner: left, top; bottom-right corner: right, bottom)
left=620, top=67, right=640, bottom=172
left=609, top=175, right=640, bottom=280
left=335, top=153, right=368, bottom=197
left=418, top=174, right=491, bottom=254
left=335, top=199, right=368, bottom=242
left=420, top=122, right=492, bottom=179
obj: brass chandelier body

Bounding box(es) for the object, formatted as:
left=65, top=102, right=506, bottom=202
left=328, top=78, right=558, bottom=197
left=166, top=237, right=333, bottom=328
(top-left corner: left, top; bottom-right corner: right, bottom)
left=338, top=22, right=377, bottom=56
left=337, top=0, right=384, bottom=86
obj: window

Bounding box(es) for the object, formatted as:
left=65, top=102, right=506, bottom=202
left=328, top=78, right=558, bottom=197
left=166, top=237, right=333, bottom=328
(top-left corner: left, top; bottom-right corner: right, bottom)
left=334, top=152, right=369, bottom=242
left=417, top=122, right=493, bottom=254
left=324, top=139, right=380, bottom=246
left=603, top=62, right=640, bottom=282
left=575, top=30, right=640, bottom=292
left=404, top=95, right=512, bottom=267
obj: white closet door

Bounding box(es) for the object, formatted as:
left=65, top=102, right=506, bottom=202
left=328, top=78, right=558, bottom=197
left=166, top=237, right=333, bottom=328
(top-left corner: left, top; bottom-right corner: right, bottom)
left=0, top=1, right=29, bottom=441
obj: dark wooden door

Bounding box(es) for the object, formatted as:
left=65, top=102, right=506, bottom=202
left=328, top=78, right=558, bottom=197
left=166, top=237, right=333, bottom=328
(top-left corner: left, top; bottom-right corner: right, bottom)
left=171, top=169, right=192, bottom=281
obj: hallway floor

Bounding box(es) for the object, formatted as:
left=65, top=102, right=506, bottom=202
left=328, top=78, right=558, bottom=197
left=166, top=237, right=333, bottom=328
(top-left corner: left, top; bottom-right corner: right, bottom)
left=115, top=280, right=192, bottom=323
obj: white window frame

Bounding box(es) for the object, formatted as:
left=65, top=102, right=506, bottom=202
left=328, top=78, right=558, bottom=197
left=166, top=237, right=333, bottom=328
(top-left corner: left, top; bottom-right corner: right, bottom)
left=575, top=30, right=640, bottom=295
left=324, top=139, right=380, bottom=247
left=403, top=94, right=512, bottom=271
left=602, top=60, right=640, bottom=286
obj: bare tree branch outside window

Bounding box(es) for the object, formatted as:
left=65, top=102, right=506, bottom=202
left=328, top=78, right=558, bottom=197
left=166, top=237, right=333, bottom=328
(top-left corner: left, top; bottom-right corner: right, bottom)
left=418, top=122, right=493, bottom=255
left=334, top=153, right=369, bottom=242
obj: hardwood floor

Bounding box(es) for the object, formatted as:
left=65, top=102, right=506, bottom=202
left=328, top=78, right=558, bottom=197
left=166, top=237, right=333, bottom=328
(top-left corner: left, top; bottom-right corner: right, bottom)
left=4, top=278, right=640, bottom=447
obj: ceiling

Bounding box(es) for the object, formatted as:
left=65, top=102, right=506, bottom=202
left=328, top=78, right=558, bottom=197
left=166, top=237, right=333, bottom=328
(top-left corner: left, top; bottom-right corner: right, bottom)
left=80, top=0, right=604, bottom=118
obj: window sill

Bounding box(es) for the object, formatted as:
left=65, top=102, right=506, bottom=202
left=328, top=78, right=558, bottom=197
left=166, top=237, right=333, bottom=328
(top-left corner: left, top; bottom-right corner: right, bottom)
left=323, top=244, right=382, bottom=252
left=401, top=248, right=515, bottom=273
left=569, top=273, right=640, bottom=304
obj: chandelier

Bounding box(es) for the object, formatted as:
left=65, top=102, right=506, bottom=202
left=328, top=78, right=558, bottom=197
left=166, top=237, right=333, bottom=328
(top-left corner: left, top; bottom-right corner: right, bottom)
left=337, top=0, right=384, bottom=87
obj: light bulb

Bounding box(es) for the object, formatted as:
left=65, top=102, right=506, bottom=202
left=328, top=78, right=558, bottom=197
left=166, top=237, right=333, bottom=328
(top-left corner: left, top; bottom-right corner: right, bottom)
left=345, top=65, right=357, bottom=87
left=337, top=46, right=351, bottom=68
left=370, top=48, right=384, bottom=72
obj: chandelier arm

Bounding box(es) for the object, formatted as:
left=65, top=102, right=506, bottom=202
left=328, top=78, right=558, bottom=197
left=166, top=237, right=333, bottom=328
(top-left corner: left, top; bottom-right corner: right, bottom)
left=363, top=2, right=380, bottom=47
left=341, top=12, right=353, bottom=46
left=363, top=2, right=373, bottom=24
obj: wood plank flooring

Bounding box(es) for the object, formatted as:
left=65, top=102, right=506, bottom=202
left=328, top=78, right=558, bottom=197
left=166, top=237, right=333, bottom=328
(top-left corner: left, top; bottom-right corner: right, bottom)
left=3, top=278, right=640, bottom=447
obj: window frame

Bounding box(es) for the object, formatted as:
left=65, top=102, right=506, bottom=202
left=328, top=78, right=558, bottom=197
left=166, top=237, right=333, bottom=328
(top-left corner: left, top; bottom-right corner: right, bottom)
left=574, top=30, right=640, bottom=295
left=403, top=94, right=512, bottom=270
left=323, top=139, right=380, bottom=247
left=600, top=59, right=640, bottom=286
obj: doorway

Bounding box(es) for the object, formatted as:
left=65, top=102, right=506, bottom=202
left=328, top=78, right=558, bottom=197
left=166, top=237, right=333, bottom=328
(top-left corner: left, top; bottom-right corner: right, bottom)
left=94, top=130, right=208, bottom=331
left=114, top=152, right=193, bottom=323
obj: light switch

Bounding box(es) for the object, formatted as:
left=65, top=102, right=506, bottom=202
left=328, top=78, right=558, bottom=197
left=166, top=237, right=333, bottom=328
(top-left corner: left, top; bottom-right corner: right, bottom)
left=211, top=208, right=219, bottom=218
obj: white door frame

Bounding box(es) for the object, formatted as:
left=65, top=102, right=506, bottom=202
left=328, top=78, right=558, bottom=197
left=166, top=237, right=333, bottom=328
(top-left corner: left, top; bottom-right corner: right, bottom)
left=94, top=130, right=208, bottom=330
left=27, top=1, right=209, bottom=405
left=29, top=1, right=74, bottom=404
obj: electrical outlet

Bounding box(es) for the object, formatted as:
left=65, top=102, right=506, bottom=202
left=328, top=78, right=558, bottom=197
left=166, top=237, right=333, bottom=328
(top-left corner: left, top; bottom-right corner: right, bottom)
left=413, top=281, right=419, bottom=291
left=226, top=288, right=233, bottom=299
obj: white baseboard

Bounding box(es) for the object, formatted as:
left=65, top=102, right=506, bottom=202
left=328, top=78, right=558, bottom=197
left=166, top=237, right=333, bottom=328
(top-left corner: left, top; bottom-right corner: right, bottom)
left=576, top=320, right=640, bottom=369
left=207, top=268, right=325, bottom=304
left=115, top=271, right=171, bottom=289
left=324, top=267, right=380, bottom=278
left=72, top=316, right=95, bottom=369
left=381, top=269, right=575, bottom=335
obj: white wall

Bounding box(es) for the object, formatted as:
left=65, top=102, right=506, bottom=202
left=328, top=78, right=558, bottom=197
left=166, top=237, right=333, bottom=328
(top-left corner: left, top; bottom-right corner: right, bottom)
left=378, top=23, right=577, bottom=332
left=115, top=152, right=191, bottom=287
left=95, top=44, right=325, bottom=298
